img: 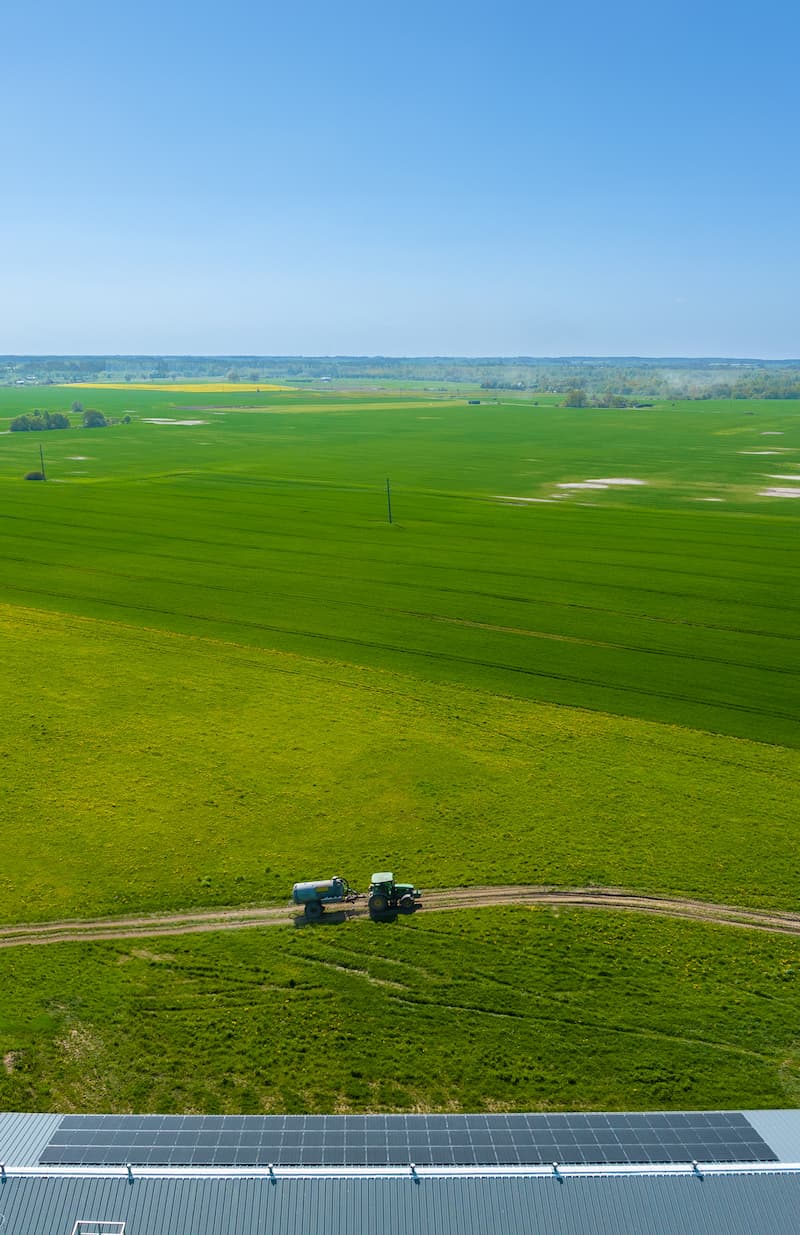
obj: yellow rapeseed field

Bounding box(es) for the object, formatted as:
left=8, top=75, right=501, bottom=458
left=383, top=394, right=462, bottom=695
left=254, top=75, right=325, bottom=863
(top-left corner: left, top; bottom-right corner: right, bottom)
left=67, top=382, right=293, bottom=393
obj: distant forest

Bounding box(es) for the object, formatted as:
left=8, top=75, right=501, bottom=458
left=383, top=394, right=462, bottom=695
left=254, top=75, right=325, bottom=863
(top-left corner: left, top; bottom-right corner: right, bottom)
left=3, top=355, right=800, bottom=401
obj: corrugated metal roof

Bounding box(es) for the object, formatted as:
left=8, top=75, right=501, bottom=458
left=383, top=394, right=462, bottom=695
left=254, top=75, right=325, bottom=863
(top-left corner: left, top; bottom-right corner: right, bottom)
left=3, top=1172, right=800, bottom=1235
left=744, top=1110, right=800, bottom=1162
left=0, top=1112, right=62, bottom=1166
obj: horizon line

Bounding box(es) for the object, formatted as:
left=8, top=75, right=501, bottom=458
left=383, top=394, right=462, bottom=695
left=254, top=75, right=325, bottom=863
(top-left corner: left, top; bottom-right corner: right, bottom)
left=3, top=354, right=800, bottom=364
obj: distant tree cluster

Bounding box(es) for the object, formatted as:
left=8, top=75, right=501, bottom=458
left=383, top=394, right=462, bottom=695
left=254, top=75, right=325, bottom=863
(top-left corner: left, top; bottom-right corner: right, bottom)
left=562, top=389, right=648, bottom=409
left=595, top=390, right=631, bottom=408
left=10, top=410, right=70, bottom=432
left=9, top=406, right=115, bottom=431
left=82, top=409, right=108, bottom=428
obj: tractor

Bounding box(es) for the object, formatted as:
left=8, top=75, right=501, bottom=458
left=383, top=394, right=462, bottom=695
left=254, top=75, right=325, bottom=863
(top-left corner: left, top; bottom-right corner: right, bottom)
left=367, top=872, right=421, bottom=919
left=291, top=871, right=421, bottom=923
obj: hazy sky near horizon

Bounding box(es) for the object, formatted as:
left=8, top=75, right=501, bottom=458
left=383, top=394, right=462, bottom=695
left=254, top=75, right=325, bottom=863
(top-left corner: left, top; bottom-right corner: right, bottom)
left=3, top=0, right=798, bottom=357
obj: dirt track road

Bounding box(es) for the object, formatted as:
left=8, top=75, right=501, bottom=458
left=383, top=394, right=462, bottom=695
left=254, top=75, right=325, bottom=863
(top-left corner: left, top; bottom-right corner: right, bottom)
left=2, top=886, right=800, bottom=949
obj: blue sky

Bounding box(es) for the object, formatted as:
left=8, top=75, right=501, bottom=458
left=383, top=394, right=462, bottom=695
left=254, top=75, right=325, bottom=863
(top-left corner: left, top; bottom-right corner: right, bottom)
left=2, top=0, right=798, bottom=356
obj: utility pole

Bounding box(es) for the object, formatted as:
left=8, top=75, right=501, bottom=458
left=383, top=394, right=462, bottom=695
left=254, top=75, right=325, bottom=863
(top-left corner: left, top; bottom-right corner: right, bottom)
left=386, top=477, right=393, bottom=525
left=39, top=443, right=46, bottom=480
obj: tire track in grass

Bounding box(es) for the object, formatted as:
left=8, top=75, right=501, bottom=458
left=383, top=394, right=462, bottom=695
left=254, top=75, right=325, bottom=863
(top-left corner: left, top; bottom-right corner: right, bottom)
left=414, top=610, right=800, bottom=676
left=374, top=991, right=776, bottom=1061
left=3, top=886, right=800, bottom=948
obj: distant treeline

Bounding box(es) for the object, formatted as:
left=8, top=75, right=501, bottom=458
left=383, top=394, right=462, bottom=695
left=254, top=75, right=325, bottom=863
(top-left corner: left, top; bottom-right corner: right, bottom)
left=10, top=410, right=70, bottom=431
left=10, top=406, right=117, bottom=431
left=3, top=355, right=800, bottom=401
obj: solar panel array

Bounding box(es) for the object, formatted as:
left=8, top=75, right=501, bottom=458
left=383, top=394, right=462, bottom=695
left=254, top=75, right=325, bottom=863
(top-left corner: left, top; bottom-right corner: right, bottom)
left=39, top=1112, right=777, bottom=1167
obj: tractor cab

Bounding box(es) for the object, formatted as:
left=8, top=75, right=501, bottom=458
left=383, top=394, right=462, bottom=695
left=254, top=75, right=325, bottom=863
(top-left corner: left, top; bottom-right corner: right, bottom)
left=368, top=872, right=421, bottom=918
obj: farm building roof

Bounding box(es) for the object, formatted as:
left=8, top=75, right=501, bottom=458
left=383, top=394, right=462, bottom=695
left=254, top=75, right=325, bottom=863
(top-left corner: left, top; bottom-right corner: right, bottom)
left=2, top=1110, right=800, bottom=1235
left=4, top=1171, right=800, bottom=1235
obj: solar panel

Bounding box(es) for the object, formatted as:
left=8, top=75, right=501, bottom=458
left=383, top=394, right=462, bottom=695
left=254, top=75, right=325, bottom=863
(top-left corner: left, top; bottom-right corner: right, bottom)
left=38, top=1111, right=778, bottom=1168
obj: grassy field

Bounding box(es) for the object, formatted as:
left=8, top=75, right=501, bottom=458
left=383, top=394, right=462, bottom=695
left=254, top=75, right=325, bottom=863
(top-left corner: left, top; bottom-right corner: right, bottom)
left=2, top=908, right=799, bottom=1114
left=2, top=603, right=798, bottom=922
left=1, top=383, right=798, bottom=1112
left=1, top=387, right=798, bottom=748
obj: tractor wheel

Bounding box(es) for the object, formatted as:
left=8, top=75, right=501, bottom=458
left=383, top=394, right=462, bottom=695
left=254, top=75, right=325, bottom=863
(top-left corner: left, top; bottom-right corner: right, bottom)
left=369, top=893, right=389, bottom=918
left=399, top=894, right=415, bottom=914
left=304, top=900, right=323, bottom=920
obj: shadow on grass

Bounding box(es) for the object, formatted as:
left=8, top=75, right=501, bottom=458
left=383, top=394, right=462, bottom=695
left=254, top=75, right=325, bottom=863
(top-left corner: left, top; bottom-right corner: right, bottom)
left=293, top=908, right=418, bottom=928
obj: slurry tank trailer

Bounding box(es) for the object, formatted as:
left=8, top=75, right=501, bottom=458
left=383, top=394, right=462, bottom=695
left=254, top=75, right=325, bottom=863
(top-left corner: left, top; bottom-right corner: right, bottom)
left=291, top=876, right=358, bottom=920
left=292, top=872, right=421, bottom=921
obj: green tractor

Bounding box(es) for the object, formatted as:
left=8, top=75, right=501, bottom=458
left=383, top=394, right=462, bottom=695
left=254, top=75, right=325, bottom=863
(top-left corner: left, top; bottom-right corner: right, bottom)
left=368, top=872, right=421, bottom=919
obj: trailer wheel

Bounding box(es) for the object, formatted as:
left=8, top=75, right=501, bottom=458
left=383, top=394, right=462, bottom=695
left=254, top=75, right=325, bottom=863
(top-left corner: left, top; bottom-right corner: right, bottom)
left=369, top=893, right=389, bottom=918
left=399, top=894, right=415, bottom=914
left=304, top=901, right=323, bottom=920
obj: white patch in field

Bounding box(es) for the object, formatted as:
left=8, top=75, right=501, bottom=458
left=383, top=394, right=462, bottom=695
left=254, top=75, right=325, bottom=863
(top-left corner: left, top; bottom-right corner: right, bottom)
left=495, top=495, right=556, bottom=503
left=67, top=455, right=90, bottom=460
left=558, top=477, right=646, bottom=490
left=759, top=487, right=800, bottom=497
left=695, top=497, right=724, bottom=502
left=766, top=474, right=800, bottom=480
left=761, top=431, right=784, bottom=435
left=739, top=450, right=783, bottom=455
left=142, top=418, right=207, bottom=426
left=587, top=477, right=646, bottom=486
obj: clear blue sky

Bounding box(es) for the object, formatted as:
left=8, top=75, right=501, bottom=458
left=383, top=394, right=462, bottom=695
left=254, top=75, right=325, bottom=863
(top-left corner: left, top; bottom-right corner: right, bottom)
left=3, top=0, right=798, bottom=356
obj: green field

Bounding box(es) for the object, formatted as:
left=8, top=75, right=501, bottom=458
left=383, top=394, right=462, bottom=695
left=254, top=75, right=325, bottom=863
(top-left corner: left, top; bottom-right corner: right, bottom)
left=2, top=387, right=799, bottom=744
left=3, top=911, right=800, bottom=1114
left=1, top=383, right=799, bottom=1112
left=1, top=604, right=799, bottom=922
